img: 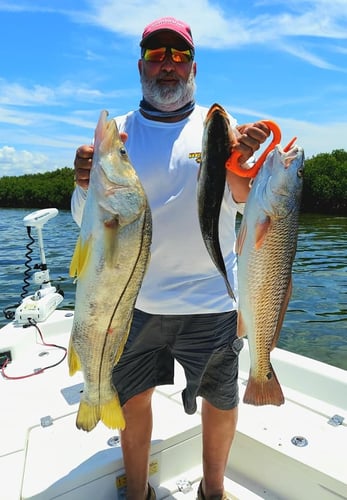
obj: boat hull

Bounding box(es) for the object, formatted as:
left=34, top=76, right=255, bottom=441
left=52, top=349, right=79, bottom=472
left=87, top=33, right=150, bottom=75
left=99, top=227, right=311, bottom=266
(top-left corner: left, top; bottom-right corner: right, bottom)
left=0, top=310, right=346, bottom=499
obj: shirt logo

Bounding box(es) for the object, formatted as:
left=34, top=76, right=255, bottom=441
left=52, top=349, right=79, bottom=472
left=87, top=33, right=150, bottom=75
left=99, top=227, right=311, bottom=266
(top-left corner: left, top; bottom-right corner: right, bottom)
left=189, top=152, right=201, bottom=164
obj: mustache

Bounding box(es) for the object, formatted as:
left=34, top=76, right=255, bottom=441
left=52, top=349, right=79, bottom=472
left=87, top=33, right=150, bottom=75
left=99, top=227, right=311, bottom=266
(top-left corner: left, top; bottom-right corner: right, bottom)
left=156, top=71, right=180, bottom=80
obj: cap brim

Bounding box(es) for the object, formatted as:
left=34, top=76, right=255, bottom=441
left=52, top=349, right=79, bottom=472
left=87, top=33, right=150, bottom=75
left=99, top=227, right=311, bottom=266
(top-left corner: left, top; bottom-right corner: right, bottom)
left=140, top=29, right=194, bottom=49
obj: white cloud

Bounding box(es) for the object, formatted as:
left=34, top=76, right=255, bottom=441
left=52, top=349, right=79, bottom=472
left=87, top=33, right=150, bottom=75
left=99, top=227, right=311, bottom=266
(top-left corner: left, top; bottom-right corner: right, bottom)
left=0, top=107, right=33, bottom=126
left=0, top=79, right=129, bottom=107
left=79, top=0, right=347, bottom=68
left=0, top=105, right=96, bottom=130
left=0, top=80, right=69, bottom=107
left=0, top=0, right=345, bottom=172
left=277, top=118, right=347, bottom=159
left=0, top=145, right=50, bottom=175
left=80, top=0, right=347, bottom=38
left=226, top=107, right=347, bottom=158
left=2, top=1, right=347, bottom=67
left=277, top=43, right=346, bottom=72
left=0, top=81, right=56, bottom=106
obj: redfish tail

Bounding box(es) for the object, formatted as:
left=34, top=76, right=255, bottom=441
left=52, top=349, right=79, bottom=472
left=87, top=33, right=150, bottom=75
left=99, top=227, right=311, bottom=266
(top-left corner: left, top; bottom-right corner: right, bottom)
left=243, top=365, right=285, bottom=406
left=76, top=396, right=126, bottom=432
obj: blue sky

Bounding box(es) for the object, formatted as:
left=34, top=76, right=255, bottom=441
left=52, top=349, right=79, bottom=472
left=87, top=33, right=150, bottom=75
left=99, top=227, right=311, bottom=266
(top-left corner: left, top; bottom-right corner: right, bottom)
left=0, top=0, right=346, bottom=176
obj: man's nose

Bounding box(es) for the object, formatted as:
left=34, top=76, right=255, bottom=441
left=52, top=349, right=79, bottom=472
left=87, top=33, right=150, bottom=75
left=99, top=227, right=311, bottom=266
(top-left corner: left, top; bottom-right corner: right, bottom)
left=160, top=50, right=176, bottom=69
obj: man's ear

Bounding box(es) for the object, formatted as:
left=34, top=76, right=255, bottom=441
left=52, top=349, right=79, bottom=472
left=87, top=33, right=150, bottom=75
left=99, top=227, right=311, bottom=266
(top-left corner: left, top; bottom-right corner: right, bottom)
left=138, top=59, right=143, bottom=75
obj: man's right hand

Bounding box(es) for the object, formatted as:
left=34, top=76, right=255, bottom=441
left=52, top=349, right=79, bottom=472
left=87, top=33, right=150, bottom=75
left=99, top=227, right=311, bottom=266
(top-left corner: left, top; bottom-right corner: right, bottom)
left=74, top=145, right=94, bottom=189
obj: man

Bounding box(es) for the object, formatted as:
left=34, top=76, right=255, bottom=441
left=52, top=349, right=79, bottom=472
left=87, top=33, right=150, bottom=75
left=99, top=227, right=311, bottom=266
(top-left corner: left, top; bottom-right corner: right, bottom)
left=72, top=16, right=269, bottom=500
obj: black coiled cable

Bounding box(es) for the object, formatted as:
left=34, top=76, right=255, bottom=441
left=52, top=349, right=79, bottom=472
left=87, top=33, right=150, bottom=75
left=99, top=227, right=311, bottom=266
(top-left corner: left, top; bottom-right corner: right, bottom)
left=21, top=226, right=35, bottom=300
left=3, top=227, right=35, bottom=320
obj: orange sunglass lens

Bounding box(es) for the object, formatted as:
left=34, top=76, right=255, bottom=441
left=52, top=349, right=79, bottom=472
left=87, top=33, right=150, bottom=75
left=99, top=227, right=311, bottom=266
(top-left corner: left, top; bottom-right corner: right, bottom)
left=144, top=47, right=192, bottom=63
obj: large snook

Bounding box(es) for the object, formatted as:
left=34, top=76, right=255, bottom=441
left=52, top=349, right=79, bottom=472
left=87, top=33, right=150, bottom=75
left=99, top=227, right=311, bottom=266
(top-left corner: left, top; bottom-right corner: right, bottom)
left=68, top=110, right=152, bottom=431
left=236, top=145, right=304, bottom=406
left=198, top=103, right=236, bottom=300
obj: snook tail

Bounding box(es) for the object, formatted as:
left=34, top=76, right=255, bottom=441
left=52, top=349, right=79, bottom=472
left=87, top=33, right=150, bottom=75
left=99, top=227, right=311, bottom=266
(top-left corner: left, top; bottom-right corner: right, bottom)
left=76, top=397, right=125, bottom=432
left=68, top=340, right=126, bottom=431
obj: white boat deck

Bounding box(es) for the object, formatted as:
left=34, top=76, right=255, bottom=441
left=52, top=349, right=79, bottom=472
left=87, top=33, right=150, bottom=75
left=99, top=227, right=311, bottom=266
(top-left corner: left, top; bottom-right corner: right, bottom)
left=0, top=310, right=346, bottom=500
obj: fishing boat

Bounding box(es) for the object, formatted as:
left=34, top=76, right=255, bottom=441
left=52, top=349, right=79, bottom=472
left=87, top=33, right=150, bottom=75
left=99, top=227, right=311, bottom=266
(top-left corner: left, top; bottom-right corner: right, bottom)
left=1, top=209, right=346, bottom=500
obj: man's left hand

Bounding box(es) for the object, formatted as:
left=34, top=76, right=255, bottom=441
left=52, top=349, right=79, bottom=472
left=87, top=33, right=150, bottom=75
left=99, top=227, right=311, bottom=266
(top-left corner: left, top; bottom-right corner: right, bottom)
left=234, top=122, right=271, bottom=164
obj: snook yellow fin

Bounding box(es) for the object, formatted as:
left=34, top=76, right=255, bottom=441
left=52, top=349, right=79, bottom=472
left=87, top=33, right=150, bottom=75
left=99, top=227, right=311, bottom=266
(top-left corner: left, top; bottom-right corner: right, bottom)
left=68, top=338, right=81, bottom=376
left=101, top=395, right=125, bottom=430
left=69, top=235, right=92, bottom=278
left=103, top=218, right=120, bottom=267
left=76, top=395, right=125, bottom=432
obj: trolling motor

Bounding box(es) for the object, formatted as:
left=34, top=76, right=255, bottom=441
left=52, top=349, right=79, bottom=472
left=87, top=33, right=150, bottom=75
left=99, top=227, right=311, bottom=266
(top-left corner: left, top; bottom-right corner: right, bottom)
left=13, top=208, right=64, bottom=324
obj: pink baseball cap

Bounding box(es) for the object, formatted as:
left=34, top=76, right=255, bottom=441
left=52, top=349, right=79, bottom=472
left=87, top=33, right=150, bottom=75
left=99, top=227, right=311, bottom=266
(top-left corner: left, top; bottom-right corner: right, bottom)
left=140, top=17, right=194, bottom=49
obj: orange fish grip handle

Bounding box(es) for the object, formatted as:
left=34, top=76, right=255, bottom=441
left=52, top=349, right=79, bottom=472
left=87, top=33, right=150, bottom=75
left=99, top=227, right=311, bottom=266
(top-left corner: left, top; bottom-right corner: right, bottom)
left=225, top=120, right=296, bottom=178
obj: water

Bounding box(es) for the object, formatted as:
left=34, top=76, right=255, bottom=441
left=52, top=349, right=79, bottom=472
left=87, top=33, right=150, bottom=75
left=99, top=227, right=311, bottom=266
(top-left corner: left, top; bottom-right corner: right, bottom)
left=1, top=208, right=346, bottom=370
left=0, top=208, right=79, bottom=320
left=280, top=214, right=347, bottom=370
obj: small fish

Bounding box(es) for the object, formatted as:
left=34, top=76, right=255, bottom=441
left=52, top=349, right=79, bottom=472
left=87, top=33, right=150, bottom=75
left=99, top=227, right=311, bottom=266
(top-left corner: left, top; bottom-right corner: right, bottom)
left=198, top=103, right=236, bottom=300
left=68, top=110, right=152, bottom=431
left=236, top=144, right=304, bottom=406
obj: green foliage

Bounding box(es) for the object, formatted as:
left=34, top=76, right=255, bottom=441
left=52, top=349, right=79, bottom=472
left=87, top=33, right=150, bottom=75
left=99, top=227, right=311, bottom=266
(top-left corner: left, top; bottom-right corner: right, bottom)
left=0, top=167, right=75, bottom=209
left=301, top=149, right=347, bottom=215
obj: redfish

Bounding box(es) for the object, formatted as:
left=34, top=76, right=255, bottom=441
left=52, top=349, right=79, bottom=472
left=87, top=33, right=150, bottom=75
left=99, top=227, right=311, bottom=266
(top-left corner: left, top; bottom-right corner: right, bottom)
left=236, top=144, right=304, bottom=405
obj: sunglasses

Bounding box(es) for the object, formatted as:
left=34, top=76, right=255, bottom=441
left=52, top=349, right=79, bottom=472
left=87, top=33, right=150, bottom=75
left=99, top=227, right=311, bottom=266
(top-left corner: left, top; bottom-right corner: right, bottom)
left=142, top=47, right=193, bottom=64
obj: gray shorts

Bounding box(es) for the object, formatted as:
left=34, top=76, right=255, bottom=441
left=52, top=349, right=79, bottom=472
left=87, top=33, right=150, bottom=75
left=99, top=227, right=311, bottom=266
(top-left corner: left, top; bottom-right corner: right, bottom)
left=112, top=309, right=243, bottom=414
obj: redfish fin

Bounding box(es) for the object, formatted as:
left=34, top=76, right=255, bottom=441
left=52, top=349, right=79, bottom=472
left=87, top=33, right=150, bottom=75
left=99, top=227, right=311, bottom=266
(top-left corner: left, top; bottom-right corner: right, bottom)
left=68, top=339, right=81, bottom=376
left=243, top=366, right=284, bottom=406
left=69, top=235, right=92, bottom=278
left=76, top=397, right=126, bottom=432
left=271, top=278, right=293, bottom=351
left=255, top=215, right=272, bottom=249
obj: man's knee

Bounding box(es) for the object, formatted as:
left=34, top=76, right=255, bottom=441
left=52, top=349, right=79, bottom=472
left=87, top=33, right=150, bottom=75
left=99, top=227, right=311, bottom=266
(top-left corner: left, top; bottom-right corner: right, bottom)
left=123, top=387, right=155, bottom=412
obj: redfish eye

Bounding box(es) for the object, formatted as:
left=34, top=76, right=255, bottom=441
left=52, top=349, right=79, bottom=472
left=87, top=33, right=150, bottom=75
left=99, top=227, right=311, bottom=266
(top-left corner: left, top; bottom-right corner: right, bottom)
left=297, top=167, right=304, bottom=178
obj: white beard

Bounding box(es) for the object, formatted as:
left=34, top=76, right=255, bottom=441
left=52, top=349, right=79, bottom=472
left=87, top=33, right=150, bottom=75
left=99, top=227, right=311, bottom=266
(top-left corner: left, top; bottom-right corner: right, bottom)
left=141, top=67, right=196, bottom=112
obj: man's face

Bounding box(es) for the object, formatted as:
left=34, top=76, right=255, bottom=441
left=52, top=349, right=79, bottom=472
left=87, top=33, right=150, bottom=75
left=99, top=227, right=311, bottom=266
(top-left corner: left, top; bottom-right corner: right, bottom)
left=138, top=32, right=197, bottom=111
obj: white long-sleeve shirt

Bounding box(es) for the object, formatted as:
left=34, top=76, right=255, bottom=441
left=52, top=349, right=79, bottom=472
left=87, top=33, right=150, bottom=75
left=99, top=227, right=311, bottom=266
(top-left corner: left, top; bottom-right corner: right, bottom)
left=71, top=104, right=243, bottom=315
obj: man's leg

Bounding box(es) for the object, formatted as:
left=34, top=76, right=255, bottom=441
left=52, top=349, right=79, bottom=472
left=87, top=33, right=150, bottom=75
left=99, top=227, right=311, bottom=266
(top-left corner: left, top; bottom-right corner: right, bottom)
left=201, top=398, right=238, bottom=497
left=120, top=387, right=155, bottom=500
